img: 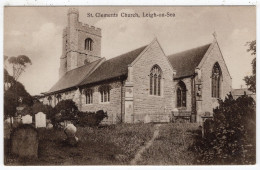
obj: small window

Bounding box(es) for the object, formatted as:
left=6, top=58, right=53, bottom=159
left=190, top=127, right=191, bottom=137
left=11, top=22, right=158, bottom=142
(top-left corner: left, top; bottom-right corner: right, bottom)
left=99, top=85, right=110, bottom=103
left=176, top=81, right=186, bottom=108
left=150, top=65, right=162, bottom=96
left=85, top=38, right=93, bottom=51
left=85, top=89, right=93, bottom=104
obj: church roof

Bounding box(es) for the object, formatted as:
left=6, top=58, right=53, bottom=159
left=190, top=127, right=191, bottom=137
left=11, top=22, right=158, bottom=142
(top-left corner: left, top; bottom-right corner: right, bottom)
left=168, top=43, right=211, bottom=79
left=79, top=45, right=147, bottom=86
left=47, top=45, right=147, bottom=94
left=48, top=58, right=103, bottom=93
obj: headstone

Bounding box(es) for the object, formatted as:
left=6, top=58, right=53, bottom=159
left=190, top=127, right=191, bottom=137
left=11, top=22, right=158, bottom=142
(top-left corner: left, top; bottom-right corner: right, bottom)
left=64, top=124, right=78, bottom=146
left=10, top=124, right=38, bottom=158
left=22, top=114, right=32, bottom=124
left=35, top=112, right=46, bottom=128
left=64, top=124, right=77, bottom=138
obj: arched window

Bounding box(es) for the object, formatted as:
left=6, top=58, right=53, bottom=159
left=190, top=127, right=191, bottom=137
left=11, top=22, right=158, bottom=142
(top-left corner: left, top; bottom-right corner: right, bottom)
left=176, top=81, right=186, bottom=108
left=47, top=96, right=52, bottom=106
left=99, top=85, right=110, bottom=103
left=85, top=89, right=93, bottom=104
left=212, top=63, right=222, bottom=98
left=85, top=38, right=93, bottom=51
left=150, top=65, right=162, bottom=96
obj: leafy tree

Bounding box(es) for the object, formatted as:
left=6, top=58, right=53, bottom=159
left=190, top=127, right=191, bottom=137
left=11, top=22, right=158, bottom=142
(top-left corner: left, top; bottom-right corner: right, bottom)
left=244, top=40, right=256, bottom=93
left=4, top=55, right=32, bottom=118
left=8, top=55, right=32, bottom=84
left=4, top=81, right=33, bottom=118
left=192, top=93, right=255, bottom=164
left=31, top=101, right=54, bottom=119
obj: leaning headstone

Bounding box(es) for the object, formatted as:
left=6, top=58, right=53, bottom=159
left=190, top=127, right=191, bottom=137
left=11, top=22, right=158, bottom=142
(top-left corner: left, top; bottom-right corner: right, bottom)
left=35, top=112, right=46, bottom=128
left=10, top=124, right=38, bottom=158
left=64, top=124, right=78, bottom=146
left=22, top=114, right=32, bottom=124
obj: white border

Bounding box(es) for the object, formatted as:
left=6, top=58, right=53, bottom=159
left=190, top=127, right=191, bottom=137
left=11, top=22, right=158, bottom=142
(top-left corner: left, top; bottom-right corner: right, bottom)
left=0, top=1, right=258, bottom=170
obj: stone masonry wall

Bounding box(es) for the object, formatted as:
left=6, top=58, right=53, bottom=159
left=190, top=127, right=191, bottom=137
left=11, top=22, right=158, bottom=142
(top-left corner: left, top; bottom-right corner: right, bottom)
left=131, top=40, right=175, bottom=122
left=43, top=80, right=124, bottom=124
left=80, top=80, right=125, bottom=124
left=173, top=77, right=192, bottom=111
left=199, top=42, right=232, bottom=114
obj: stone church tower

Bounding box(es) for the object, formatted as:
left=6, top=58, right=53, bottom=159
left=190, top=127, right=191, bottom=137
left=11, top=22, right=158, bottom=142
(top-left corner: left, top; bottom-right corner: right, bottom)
left=59, top=8, right=102, bottom=78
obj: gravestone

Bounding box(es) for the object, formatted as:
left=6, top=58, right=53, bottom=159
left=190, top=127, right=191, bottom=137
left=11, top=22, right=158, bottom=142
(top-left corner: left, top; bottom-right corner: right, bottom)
left=35, top=112, right=46, bottom=128
left=10, top=124, right=38, bottom=158
left=22, top=114, right=32, bottom=124
left=64, top=124, right=78, bottom=146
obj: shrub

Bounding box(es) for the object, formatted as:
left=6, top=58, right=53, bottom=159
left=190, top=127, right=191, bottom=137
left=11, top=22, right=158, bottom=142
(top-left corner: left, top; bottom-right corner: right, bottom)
left=52, top=100, right=78, bottom=128
left=192, top=93, right=255, bottom=165
left=76, top=110, right=108, bottom=127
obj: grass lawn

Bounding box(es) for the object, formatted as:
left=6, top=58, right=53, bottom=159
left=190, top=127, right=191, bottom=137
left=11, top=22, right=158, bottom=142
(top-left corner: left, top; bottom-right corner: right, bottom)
left=5, top=123, right=155, bottom=165
left=136, top=123, right=199, bottom=165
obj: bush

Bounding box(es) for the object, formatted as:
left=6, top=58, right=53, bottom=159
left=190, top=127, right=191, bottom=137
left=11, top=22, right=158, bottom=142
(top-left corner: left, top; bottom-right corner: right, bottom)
left=31, top=102, right=54, bottom=119
left=76, top=110, right=108, bottom=127
left=192, top=93, right=256, bottom=165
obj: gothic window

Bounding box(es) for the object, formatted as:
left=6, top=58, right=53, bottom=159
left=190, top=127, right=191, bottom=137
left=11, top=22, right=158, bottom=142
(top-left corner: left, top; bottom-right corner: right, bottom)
left=85, top=89, right=93, bottom=104
left=99, top=85, right=110, bottom=103
left=85, top=38, right=93, bottom=51
left=176, top=81, right=186, bottom=108
left=212, top=63, right=222, bottom=98
left=149, top=65, right=162, bottom=96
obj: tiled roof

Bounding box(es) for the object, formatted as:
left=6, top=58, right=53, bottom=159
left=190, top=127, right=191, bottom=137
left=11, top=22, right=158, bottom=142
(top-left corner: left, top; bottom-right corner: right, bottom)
left=47, top=45, right=147, bottom=94
left=48, top=59, right=103, bottom=93
left=79, top=45, right=147, bottom=85
left=168, top=43, right=211, bottom=78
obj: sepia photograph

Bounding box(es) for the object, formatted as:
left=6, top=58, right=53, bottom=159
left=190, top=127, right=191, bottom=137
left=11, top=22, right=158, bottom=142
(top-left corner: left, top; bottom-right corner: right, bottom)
left=3, top=5, right=256, bottom=166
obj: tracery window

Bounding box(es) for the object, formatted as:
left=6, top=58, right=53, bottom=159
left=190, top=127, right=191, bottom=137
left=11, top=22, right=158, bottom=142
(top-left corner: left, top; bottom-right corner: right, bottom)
left=150, top=65, right=162, bottom=96
left=85, top=89, right=93, bottom=104
left=212, top=63, right=222, bottom=98
left=176, top=81, right=186, bottom=108
left=99, top=85, right=110, bottom=103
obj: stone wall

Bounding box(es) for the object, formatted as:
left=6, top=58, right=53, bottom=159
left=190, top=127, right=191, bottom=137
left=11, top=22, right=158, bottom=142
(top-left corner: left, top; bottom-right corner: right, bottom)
left=80, top=80, right=125, bottom=124
left=43, top=80, right=124, bottom=124
left=59, top=8, right=102, bottom=77
left=173, top=77, right=192, bottom=111
left=131, top=40, right=175, bottom=122
left=199, top=42, right=232, bottom=115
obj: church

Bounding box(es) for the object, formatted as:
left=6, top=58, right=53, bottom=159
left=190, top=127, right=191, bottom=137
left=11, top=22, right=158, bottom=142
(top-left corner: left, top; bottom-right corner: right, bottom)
left=42, top=8, right=232, bottom=123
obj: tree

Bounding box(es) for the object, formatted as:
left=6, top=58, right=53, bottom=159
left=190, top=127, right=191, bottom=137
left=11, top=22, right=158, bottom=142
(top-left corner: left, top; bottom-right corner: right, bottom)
left=4, top=81, right=33, bottom=118
left=192, top=93, right=255, bottom=164
left=244, top=40, right=256, bottom=93
left=8, top=55, right=32, bottom=84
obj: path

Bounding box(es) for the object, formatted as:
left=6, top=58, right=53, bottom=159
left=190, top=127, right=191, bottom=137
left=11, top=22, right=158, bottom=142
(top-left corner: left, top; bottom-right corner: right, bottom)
left=130, top=124, right=161, bottom=165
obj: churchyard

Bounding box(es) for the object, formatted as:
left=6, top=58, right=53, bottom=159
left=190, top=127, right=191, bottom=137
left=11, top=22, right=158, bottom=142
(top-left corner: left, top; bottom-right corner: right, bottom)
left=5, top=121, right=200, bottom=165
left=3, top=94, right=256, bottom=165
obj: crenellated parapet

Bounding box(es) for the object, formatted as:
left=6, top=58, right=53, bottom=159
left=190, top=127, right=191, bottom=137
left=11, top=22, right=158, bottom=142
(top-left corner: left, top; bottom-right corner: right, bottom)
left=77, top=22, right=101, bottom=36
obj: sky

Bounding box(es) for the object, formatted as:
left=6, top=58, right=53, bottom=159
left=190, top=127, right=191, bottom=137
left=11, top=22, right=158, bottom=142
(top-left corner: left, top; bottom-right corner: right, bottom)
left=4, top=6, right=256, bottom=95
